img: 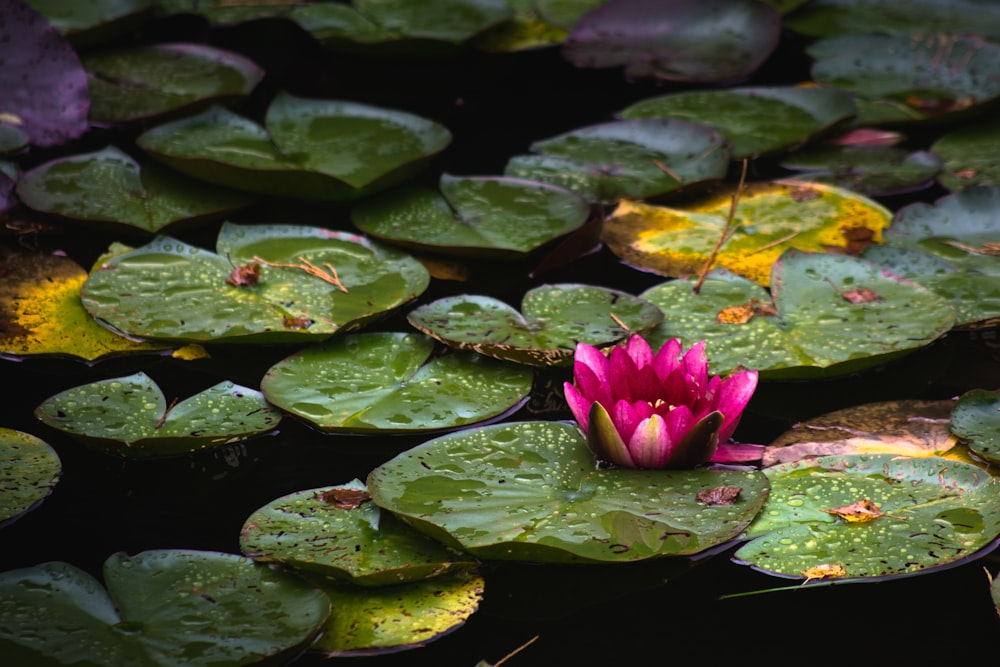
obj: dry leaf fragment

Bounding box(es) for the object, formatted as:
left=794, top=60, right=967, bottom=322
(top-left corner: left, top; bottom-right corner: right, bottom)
left=802, top=563, right=847, bottom=582
left=697, top=485, right=742, bottom=505
left=282, top=316, right=313, bottom=330
left=840, top=287, right=883, bottom=304
left=788, top=184, right=821, bottom=201
left=314, top=487, right=372, bottom=509
left=716, top=299, right=777, bottom=324
left=226, top=261, right=261, bottom=287
left=821, top=498, right=884, bottom=522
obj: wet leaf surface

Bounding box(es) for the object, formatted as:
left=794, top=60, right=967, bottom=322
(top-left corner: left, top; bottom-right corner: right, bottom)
left=950, top=388, right=1000, bottom=465
left=0, top=428, right=60, bottom=527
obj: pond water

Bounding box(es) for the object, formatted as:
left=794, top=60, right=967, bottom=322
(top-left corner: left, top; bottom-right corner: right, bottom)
left=4, top=11, right=1000, bottom=665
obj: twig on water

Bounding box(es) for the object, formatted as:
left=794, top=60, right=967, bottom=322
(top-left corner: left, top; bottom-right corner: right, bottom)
left=692, top=159, right=749, bottom=295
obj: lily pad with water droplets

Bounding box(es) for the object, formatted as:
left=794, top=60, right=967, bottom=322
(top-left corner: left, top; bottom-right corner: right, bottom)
left=780, top=145, right=943, bottom=197
left=861, top=186, right=1000, bottom=328
left=504, top=117, right=730, bottom=204
left=639, top=250, right=956, bottom=379
left=136, top=91, right=451, bottom=201
left=808, top=33, right=1000, bottom=122
left=931, top=116, right=1000, bottom=191
left=734, top=453, right=1000, bottom=582
left=0, top=549, right=330, bottom=666
left=80, top=222, right=430, bottom=344
left=305, top=569, right=484, bottom=656
left=83, top=42, right=265, bottom=124
left=0, top=428, right=61, bottom=527
left=367, top=421, right=770, bottom=564
left=0, top=251, right=168, bottom=362
left=241, top=479, right=479, bottom=585
left=602, top=180, right=893, bottom=287
left=619, top=86, right=857, bottom=159
left=261, top=332, right=532, bottom=434
left=34, top=371, right=282, bottom=458
left=784, top=0, right=1000, bottom=41
left=406, top=283, right=663, bottom=367
left=950, top=389, right=1000, bottom=466
left=15, top=145, right=256, bottom=234
left=562, top=0, right=780, bottom=83
left=351, top=174, right=590, bottom=259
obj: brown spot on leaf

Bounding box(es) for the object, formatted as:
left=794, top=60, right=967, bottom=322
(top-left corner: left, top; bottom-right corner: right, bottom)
left=802, top=563, right=847, bottom=582
left=716, top=299, right=777, bottom=324
left=315, top=487, right=372, bottom=509
left=697, top=485, right=742, bottom=505
left=282, top=316, right=313, bottom=330
left=788, top=184, right=821, bottom=201
left=821, top=498, right=884, bottom=522
left=226, top=261, right=260, bottom=287
left=840, top=225, right=876, bottom=255
left=841, top=287, right=883, bottom=304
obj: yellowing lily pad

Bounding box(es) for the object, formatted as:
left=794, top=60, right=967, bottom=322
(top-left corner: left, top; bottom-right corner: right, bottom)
left=602, top=180, right=892, bottom=286
left=80, top=222, right=430, bottom=344
left=306, top=569, right=484, bottom=656
left=0, top=251, right=168, bottom=362
left=762, top=399, right=960, bottom=467
left=34, top=371, right=282, bottom=458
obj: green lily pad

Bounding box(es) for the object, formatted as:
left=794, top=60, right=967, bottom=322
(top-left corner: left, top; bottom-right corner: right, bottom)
left=472, top=0, right=576, bottom=52
left=931, top=115, right=1000, bottom=190
left=734, top=453, right=1000, bottom=582
left=0, top=428, right=61, bottom=527
left=80, top=222, right=430, bottom=344
left=950, top=389, right=1000, bottom=465
left=367, top=421, right=770, bottom=564
left=260, top=332, right=533, bottom=433
left=136, top=91, right=452, bottom=201
left=562, top=0, right=780, bottom=83
left=406, top=283, right=663, bottom=367
left=784, top=0, right=1000, bottom=40
left=0, top=251, right=168, bottom=361
left=305, top=569, right=484, bottom=656
left=83, top=42, right=265, bottom=124
left=638, top=250, right=956, bottom=379
left=619, top=86, right=857, bottom=159
left=602, top=179, right=893, bottom=287
left=351, top=174, right=590, bottom=259
left=861, top=186, right=1000, bottom=327
left=504, top=118, right=731, bottom=204
left=240, top=479, right=479, bottom=585
left=25, top=0, right=154, bottom=47
left=0, top=549, right=330, bottom=666
left=808, top=33, right=1000, bottom=122
left=291, top=0, right=513, bottom=53
left=780, top=145, right=943, bottom=197
left=15, top=146, right=256, bottom=234
left=34, top=371, right=282, bottom=458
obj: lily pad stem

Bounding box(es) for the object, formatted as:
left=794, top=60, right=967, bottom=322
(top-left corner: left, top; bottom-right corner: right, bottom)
left=693, top=159, right=748, bottom=295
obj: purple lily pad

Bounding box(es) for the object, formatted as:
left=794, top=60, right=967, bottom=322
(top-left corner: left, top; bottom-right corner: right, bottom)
left=0, top=0, right=90, bottom=148
left=561, top=0, right=781, bottom=83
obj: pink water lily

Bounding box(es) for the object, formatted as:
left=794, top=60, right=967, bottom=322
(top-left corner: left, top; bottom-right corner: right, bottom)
left=564, top=335, right=760, bottom=469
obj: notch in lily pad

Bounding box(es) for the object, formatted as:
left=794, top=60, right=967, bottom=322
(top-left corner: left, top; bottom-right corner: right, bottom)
left=34, top=371, right=282, bottom=458
left=407, top=283, right=663, bottom=367
left=261, top=332, right=533, bottom=434
left=136, top=90, right=452, bottom=200
left=351, top=174, right=591, bottom=260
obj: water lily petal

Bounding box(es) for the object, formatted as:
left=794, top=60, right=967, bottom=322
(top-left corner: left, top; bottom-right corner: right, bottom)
left=564, top=382, right=593, bottom=433
left=587, top=400, right=634, bottom=467
left=574, top=342, right=609, bottom=386
left=573, top=355, right=613, bottom=407
left=611, top=399, right=647, bottom=444
left=711, top=441, right=764, bottom=464
left=608, top=344, right=639, bottom=402
left=681, top=340, right=709, bottom=388
left=625, top=334, right=654, bottom=367
left=665, top=409, right=722, bottom=468
left=627, top=414, right=673, bottom=468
